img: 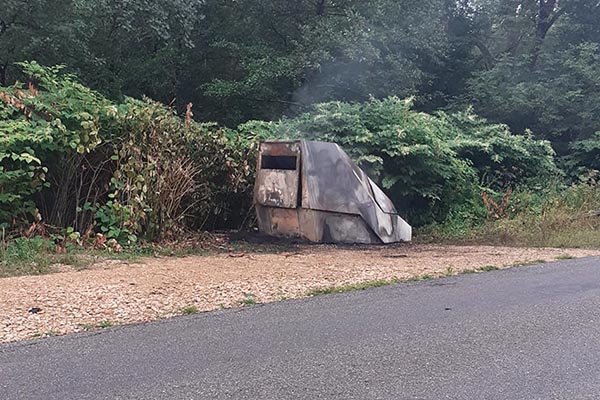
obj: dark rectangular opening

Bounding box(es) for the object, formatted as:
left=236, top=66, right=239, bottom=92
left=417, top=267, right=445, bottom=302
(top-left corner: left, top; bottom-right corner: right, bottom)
left=261, top=155, right=297, bottom=170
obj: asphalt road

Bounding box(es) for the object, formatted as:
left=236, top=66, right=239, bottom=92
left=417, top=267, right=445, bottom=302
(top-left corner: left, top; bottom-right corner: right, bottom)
left=2, top=257, right=600, bottom=399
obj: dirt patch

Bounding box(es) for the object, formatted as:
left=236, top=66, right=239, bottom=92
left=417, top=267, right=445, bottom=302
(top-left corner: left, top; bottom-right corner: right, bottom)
left=1, top=244, right=598, bottom=343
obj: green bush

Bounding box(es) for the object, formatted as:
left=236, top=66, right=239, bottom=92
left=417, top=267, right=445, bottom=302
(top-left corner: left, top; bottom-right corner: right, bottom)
left=108, top=98, right=255, bottom=240
left=0, top=62, right=255, bottom=242
left=441, top=110, right=559, bottom=189
left=0, top=62, right=114, bottom=226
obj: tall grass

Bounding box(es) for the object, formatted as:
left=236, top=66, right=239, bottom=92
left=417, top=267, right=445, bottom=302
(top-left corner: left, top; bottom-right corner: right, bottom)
left=422, top=182, right=600, bottom=248
left=0, top=237, right=90, bottom=277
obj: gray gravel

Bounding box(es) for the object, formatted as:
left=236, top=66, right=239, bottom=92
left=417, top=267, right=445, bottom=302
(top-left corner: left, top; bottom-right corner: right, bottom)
left=2, top=257, right=600, bottom=399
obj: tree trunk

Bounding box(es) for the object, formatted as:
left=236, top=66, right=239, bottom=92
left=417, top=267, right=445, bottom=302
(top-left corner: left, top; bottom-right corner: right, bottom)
left=316, top=0, right=326, bottom=16
left=537, top=0, right=557, bottom=40
left=531, top=0, right=565, bottom=69
left=0, top=64, right=6, bottom=87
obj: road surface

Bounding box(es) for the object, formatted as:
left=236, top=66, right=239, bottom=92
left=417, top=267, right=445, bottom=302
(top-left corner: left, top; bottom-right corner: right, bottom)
left=2, top=257, right=600, bottom=399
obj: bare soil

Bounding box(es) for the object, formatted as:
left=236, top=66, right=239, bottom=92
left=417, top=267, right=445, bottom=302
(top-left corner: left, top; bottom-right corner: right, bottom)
left=2, top=244, right=599, bottom=343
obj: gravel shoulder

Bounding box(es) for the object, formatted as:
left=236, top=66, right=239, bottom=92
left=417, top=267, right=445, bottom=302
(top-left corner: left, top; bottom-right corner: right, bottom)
left=2, top=243, right=599, bottom=343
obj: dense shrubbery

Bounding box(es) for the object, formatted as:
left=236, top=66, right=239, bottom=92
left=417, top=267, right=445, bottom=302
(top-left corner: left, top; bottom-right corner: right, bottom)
left=0, top=63, right=596, bottom=246
left=0, top=62, right=113, bottom=225
left=0, top=63, right=254, bottom=242
left=109, top=98, right=255, bottom=240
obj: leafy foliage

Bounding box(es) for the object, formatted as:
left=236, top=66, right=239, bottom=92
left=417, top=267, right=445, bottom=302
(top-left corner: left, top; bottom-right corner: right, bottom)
left=463, top=2, right=600, bottom=175
left=0, top=61, right=113, bottom=225
left=569, top=132, right=600, bottom=174
left=468, top=43, right=600, bottom=147
left=109, top=98, right=254, bottom=240
left=196, top=0, right=448, bottom=123
left=442, top=110, right=559, bottom=188
left=0, top=62, right=254, bottom=242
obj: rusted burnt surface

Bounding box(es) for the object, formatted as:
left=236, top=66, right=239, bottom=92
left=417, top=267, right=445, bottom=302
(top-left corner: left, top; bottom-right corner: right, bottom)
left=255, top=206, right=380, bottom=244
left=256, top=206, right=301, bottom=237
left=254, top=140, right=412, bottom=244
left=254, top=141, right=301, bottom=209
left=255, top=170, right=299, bottom=208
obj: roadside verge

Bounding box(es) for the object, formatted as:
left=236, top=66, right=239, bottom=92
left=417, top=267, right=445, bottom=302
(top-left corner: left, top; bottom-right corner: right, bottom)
left=2, top=244, right=598, bottom=343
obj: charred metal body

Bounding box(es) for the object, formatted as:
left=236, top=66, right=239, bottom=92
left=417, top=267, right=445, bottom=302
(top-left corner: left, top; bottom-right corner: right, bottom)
left=254, top=140, right=412, bottom=244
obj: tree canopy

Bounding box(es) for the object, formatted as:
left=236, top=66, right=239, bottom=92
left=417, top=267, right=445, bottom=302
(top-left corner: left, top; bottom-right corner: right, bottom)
left=3, top=1, right=599, bottom=150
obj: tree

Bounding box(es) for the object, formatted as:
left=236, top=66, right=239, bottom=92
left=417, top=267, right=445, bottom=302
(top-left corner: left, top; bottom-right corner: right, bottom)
left=461, top=0, right=600, bottom=174
left=75, top=0, right=202, bottom=105
left=0, top=0, right=85, bottom=85
left=188, top=0, right=450, bottom=124
left=0, top=0, right=202, bottom=105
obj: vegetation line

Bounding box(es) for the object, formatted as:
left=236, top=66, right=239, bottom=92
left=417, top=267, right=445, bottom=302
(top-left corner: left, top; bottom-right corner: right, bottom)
left=307, top=256, right=579, bottom=297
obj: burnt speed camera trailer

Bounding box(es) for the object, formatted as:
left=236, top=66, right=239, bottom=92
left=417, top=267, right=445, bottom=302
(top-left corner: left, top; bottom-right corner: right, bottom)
left=254, top=140, right=412, bottom=244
